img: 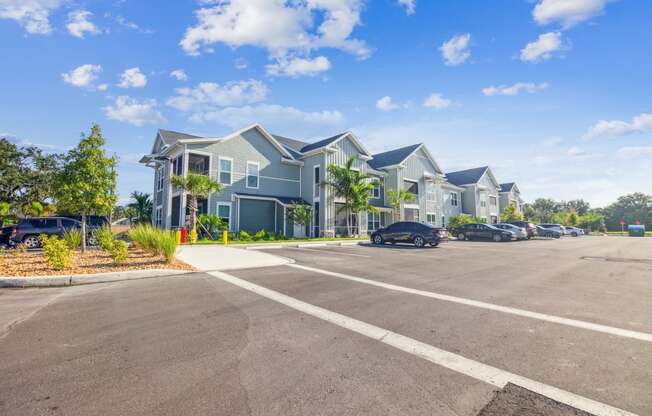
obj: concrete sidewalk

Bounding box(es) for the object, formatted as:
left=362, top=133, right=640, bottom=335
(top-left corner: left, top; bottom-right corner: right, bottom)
left=175, top=245, right=291, bottom=271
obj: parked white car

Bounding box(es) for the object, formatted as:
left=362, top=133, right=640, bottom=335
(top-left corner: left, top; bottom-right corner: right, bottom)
left=565, top=226, right=585, bottom=237
left=493, top=223, right=528, bottom=240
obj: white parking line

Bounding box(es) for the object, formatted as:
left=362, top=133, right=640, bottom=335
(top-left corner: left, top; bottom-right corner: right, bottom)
left=286, top=247, right=370, bottom=258
left=206, top=270, right=637, bottom=416
left=288, top=263, right=652, bottom=344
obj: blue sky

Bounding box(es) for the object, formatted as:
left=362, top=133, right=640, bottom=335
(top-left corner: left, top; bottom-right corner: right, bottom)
left=1, top=0, right=650, bottom=207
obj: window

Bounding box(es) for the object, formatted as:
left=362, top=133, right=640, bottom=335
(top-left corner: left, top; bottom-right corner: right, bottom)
left=426, top=213, right=437, bottom=224
left=156, top=167, right=164, bottom=192
left=218, top=157, right=232, bottom=185
left=403, top=180, right=418, bottom=195
left=172, top=155, right=183, bottom=176
left=451, top=192, right=458, bottom=206
left=313, top=166, right=320, bottom=198
left=426, top=182, right=436, bottom=202
left=27, top=219, right=57, bottom=229
left=367, top=212, right=380, bottom=231
left=188, top=154, right=209, bottom=175
left=489, top=196, right=497, bottom=206
left=371, top=180, right=381, bottom=199
left=480, top=200, right=487, bottom=208
left=217, top=203, right=231, bottom=229
left=442, top=216, right=446, bottom=227
left=246, top=161, right=259, bottom=189
left=61, top=219, right=78, bottom=229
left=155, top=206, right=163, bottom=227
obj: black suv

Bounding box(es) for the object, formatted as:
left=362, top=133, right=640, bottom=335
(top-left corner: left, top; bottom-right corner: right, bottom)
left=7, top=217, right=95, bottom=248
left=370, top=221, right=446, bottom=248
left=451, top=223, right=514, bottom=242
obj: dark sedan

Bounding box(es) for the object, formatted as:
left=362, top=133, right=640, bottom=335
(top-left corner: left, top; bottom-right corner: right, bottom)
left=8, top=217, right=96, bottom=248
left=451, top=223, right=514, bottom=242
left=370, top=221, right=446, bottom=248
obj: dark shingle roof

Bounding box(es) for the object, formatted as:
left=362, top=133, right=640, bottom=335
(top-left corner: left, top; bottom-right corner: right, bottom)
left=300, top=132, right=346, bottom=153
left=368, top=144, right=422, bottom=170
left=272, top=134, right=308, bottom=152
left=445, top=166, right=489, bottom=186
left=500, top=182, right=515, bottom=192
left=158, top=129, right=203, bottom=145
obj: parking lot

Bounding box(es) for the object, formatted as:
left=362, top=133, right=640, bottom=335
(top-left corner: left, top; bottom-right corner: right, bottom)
left=1, top=236, right=650, bottom=415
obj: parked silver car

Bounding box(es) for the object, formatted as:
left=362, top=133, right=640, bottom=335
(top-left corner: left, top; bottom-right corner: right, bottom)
left=493, top=223, right=528, bottom=240
left=565, top=226, right=585, bottom=237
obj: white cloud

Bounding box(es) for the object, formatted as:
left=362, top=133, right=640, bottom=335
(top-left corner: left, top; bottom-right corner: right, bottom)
left=0, top=0, right=64, bottom=34
left=179, top=0, right=370, bottom=61
left=520, top=32, right=565, bottom=63
left=567, top=146, right=586, bottom=157
left=376, top=96, right=400, bottom=112
left=397, top=0, right=416, bottom=15
left=616, top=146, right=652, bottom=159
left=235, top=58, right=248, bottom=70
left=118, top=67, right=147, bottom=88
left=97, top=83, right=108, bottom=91
left=584, top=113, right=652, bottom=139
left=439, top=33, right=471, bottom=66
left=170, top=69, right=188, bottom=82
left=482, top=82, right=549, bottom=96
left=533, top=0, right=608, bottom=28
left=166, top=80, right=268, bottom=112
left=115, top=15, right=153, bottom=34
left=266, top=56, right=331, bottom=78
left=103, top=96, right=165, bottom=126
left=66, top=9, right=100, bottom=38
left=542, top=136, right=563, bottom=146
left=423, top=93, right=451, bottom=109
left=61, top=64, right=102, bottom=88
left=190, top=104, right=344, bottom=136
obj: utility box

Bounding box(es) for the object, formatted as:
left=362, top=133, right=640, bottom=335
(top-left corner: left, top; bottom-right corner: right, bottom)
left=628, top=225, right=645, bottom=237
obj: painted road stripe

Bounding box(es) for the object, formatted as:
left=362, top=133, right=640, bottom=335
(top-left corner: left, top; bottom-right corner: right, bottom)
left=289, top=263, right=652, bottom=344
left=206, top=270, right=637, bottom=416
left=287, top=247, right=370, bottom=258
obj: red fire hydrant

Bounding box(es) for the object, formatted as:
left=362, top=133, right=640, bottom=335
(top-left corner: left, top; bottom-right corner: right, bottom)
left=180, top=226, right=188, bottom=244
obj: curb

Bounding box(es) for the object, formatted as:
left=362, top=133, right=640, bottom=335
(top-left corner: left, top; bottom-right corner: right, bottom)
left=0, top=269, right=195, bottom=288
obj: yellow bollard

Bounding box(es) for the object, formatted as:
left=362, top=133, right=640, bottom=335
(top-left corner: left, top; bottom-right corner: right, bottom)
left=223, top=230, right=228, bottom=245
left=175, top=230, right=181, bottom=245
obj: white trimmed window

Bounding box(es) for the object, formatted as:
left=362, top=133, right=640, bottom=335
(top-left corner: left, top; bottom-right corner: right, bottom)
left=313, top=166, right=320, bottom=198
left=426, top=182, right=436, bottom=202
left=246, top=161, right=259, bottom=189
left=370, top=179, right=381, bottom=199
left=480, top=200, right=487, bottom=208
left=367, top=212, right=380, bottom=231
left=489, top=196, right=497, bottom=206
left=451, top=192, right=458, bottom=206
left=155, top=206, right=163, bottom=227
left=426, top=213, right=437, bottom=224
left=156, top=167, right=164, bottom=192
left=218, top=157, right=233, bottom=185
left=217, top=203, right=231, bottom=229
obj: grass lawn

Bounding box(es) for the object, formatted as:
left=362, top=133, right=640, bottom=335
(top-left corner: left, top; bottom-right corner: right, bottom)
left=604, top=231, right=652, bottom=237
left=195, top=236, right=367, bottom=245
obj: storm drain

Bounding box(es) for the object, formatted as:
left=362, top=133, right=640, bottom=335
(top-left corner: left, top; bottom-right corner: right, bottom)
left=581, top=256, right=652, bottom=264
left=477, top=383, right=595, bottom=416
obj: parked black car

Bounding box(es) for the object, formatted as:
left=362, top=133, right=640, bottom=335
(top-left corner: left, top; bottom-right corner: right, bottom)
left=0, top=225, right=14, bottom=248
left=506, top=220, right=538, bottom=239
left=7, top=217, right=96, bottom=248
left=451, top=223, right=514, bottom=242
left=370, top=221, right=446, bottom=248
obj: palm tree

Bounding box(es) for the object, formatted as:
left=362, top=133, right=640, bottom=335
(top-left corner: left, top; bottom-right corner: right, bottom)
left=128, top=191, right=153, bottom=224
left=387, top=189, right=414, bottom=223
left=170, top=173, right=222, bottom=232
left=323, top=156, right=378, bottom=236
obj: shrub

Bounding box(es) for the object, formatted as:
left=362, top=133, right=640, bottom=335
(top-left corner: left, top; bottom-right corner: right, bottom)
left=39, top=235, right=71, bottom=270
left=110, top=240, right=129, bottom=264
left=127, top=224, right=176, bottom=263
left=62, top=227, right=82, bottom=250
left=94, top=225, right=115, bottom=251
left=157, top=231, right=177, bottom=263
left=253, top=230, right=266, bottom=241
left=238, top=230, right=252, bottom=241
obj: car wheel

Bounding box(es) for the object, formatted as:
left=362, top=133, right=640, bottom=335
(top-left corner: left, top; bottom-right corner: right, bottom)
left=372, top=234, right=383, bottom=245
left=87, top=234, right=97, bottom=246
left=22, top=235, right=40, bottom=249
left=571, top=232, right=578, bottom=237
left=413, top=235, right=425, bottom=248
left=430, top=242, right=439, bottom=247
left=457, top=232, right=466, bottom=241
left=493, top=234, right=502, bottom=242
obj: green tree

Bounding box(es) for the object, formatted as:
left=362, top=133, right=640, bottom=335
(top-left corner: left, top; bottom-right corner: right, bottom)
left=170, top=173, right=222, bottom=233
left=24, top=201, right=44, bottom=217
left=197, top=214, right=226, bottom=240
left=600, top=193, right=651, bottom=230
left=322, top=156, right=377, bottom=236
left=386, top=189, right=414, bottom=223
left=287, top=203, right=312, bottom=237
left=500, top=204, right=523, bottom=222
left=577, top=212, right=605, bottom=232
left=55, top=124, right=117, bottom=251
left=0, top=201, right=9, bottom=226
left=448, top=214, right=486, bottom=230
left=128, top=191, right=153, bottom=224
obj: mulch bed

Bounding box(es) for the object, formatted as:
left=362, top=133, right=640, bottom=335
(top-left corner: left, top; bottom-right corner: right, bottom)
left=0, top=248, right=194, bottom=277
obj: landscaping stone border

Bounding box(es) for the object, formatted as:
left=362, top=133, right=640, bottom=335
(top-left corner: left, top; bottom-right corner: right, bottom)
left=0, top=269, right=194, bottom=288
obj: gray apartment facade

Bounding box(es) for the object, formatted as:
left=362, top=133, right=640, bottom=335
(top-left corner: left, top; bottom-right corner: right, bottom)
left=141, top=124, right=519, bottom=235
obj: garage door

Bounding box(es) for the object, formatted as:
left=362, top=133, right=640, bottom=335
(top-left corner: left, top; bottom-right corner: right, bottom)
left=239, top=199, right=276, bottom=234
